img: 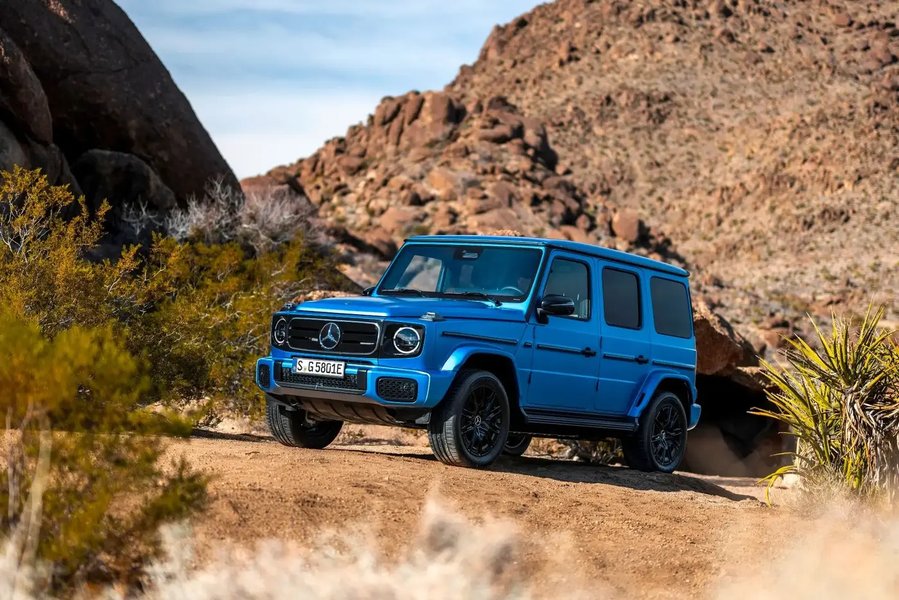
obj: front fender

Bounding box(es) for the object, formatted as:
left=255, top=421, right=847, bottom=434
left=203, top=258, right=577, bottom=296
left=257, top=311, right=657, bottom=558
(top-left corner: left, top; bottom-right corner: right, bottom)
left=439, top=344, right=519, bottom=373
left=628, top=370, right=700, bottom=429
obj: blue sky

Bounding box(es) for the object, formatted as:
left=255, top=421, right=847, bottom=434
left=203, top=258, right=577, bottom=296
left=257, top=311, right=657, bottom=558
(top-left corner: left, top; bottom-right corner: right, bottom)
left=118, top=0, right=538, bottom=178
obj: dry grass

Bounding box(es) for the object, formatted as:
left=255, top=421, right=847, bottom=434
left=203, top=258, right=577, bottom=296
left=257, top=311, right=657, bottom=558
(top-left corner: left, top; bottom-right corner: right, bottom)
left=137, top=501, right=532, bottom=600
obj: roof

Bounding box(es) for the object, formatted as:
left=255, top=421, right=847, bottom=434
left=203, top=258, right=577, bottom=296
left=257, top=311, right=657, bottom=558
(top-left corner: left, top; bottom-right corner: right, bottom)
left=405, top=235, right=689, bottom=277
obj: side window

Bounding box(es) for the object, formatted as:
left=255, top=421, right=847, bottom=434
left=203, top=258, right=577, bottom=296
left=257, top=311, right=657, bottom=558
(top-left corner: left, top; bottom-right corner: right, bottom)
left=650, top=277, right=692, bottom=338
left=543, top=258, right=590, bottom=320
left=602, top=268, right=641, bottom=329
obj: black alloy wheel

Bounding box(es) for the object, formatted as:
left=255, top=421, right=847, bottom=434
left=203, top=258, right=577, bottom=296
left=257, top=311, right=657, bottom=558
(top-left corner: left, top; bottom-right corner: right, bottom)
left=622, top=391, right=688, bottom=473
left=428, top=370, right=510, bottom=468
left=460, top=384, right=504, bottom=457
left=650, top=401, right=685, bottom=469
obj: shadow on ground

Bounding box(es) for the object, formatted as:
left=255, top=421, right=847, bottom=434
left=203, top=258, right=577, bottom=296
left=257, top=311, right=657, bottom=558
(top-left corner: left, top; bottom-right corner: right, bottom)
left=329, top=443, right=758, bottom=502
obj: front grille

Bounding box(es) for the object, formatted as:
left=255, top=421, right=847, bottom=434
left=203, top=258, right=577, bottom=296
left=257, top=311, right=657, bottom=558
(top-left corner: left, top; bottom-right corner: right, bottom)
left=287, top=318, right=380, bottom=355
left=257, top=363, right=271, bottom=388
left=275, top=364, right=368, bottom=394
left=376, top=377, right=418, bottom=402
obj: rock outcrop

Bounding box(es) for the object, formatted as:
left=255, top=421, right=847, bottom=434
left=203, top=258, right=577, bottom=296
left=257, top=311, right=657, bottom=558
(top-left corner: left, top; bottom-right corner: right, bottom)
left=259, top=92, right=682, bottom=267
left=0, top=0, right=236, bottom=241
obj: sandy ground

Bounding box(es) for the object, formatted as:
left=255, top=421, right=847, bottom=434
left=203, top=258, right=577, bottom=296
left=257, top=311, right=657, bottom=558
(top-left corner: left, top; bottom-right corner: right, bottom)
left=165, top=430, right=806, bottom=599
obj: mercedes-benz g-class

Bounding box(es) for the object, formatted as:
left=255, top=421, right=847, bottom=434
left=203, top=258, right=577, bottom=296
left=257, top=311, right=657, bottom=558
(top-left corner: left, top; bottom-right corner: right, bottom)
left=256, top=235, right=699, bottom=471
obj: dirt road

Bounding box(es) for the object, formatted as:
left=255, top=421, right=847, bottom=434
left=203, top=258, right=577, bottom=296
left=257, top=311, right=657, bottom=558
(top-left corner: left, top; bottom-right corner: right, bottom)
left=167, top=433, right=801, bottom=598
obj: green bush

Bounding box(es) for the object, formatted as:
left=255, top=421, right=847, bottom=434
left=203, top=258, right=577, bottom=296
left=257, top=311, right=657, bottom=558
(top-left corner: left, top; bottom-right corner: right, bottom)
left=0, top=166, right=350, bottom=592
left=132, top=234, right=350, bottom=416
left=0, top=311, right=206, bottom=594
left=0, top=166, right=353, bottom=417
left=753, top=307, right=899, bottom=501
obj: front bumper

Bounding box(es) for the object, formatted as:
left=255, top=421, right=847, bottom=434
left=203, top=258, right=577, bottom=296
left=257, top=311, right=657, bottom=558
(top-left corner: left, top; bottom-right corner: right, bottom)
left=255, top=356, right=452, bottom=408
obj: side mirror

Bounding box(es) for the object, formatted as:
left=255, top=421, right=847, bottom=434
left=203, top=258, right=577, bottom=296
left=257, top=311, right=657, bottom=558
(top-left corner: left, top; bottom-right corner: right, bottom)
left=362, top=286, right=374, bottom=296
left=537, top=294, right=575, bottom=322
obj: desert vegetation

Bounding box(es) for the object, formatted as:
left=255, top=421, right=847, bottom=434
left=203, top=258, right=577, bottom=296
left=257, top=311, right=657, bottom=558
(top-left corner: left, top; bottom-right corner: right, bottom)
left=0, top=166, right=349, bottom=593
left=755, top=308, right=899, bottom=501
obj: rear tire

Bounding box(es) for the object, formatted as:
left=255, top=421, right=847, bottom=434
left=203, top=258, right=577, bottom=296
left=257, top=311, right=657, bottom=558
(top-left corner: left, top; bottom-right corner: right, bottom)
left=622, top=391, right=687, bottom=473
left=503, top=433, right=532, bottom=457
left=428, top=370, right=510, bottom=468
left=266, top=398, right=342, bottom=449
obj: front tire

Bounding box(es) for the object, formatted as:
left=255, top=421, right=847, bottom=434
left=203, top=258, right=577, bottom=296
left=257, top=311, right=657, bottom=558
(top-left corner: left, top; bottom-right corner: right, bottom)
left=428, top=370, right=510, bottom=468
left=266, top=398, right=342, bottom=449
left=622, top=391, right=687, bottom=473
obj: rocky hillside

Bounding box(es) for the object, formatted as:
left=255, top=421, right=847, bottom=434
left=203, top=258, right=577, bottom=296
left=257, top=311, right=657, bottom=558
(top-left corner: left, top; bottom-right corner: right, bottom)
left=257, top=0, right=898, bottom=349
left=252, top=91, right=679, bottom=263
left=0, top=0, right=236, bottom=243
left=450, top=0, right=898, bottom=333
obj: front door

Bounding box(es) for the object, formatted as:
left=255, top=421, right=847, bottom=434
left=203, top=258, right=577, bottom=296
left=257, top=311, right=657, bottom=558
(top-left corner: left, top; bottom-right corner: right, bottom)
left=525, top=254, right=599, bottom=412
left=595, top=265, right=652, bottom=415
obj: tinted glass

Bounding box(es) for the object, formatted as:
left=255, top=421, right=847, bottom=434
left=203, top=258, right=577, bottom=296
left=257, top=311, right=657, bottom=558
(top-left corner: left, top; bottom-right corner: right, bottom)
left=543, top=258, right=590, bottom=319
left=379, top=244, right=542, bottom=301
left=650, top=277, right=692, bottom=338
left=602, top=268, right=641, bottom=329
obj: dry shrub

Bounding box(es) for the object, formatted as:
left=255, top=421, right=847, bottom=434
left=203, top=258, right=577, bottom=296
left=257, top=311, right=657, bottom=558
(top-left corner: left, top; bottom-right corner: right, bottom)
left=559, top=438, right=623, bottom=464
left=143, top=501, right=528, bottom=600
left=133, top=234, right=350, bottom=416
left=0, top=312, right=206, bottom=595
left=0, top=166, right=352, bottom=590
left=753, top=307, right=899, bottom=501
left=715, top=501, right=899, bottom=599
left=0, top=167, right=354, bottom=418
left=162, top=178, right=319, bottom=254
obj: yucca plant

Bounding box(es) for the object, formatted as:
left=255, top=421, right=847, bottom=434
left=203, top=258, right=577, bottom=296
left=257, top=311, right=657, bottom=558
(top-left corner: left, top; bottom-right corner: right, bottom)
left=753, top=307, right=899, bottom=501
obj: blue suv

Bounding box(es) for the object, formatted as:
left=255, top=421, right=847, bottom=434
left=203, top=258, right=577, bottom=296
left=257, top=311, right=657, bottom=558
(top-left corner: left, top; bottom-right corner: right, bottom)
left=256, top=235, right=700, bottom=472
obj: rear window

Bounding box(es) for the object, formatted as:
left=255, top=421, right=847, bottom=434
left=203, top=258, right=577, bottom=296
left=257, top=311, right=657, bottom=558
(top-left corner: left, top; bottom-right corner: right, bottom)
left=650, top=277, right=692, bottom=338
left=601, top=268, right=641, bottom=329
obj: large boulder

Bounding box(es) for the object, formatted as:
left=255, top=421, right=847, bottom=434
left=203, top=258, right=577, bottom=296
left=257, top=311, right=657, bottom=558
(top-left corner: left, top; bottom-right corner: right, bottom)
left=0, top=121, right=29, bottom=172
left=0, top=0, right=237, bottom=202
left=72, top=149, right=177, bottom=214
left=693, top=299, right=757, bottom=376
left=0, top=27, right=52, bottom=145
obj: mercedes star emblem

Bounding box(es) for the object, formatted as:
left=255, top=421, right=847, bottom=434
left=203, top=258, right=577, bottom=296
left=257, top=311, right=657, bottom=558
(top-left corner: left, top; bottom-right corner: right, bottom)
left=318, top=322, right=341, bottom=350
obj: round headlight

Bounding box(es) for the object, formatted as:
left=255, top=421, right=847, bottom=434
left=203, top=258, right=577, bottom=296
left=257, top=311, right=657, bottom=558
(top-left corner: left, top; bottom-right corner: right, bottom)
left=273, top=317, right=288, bottom=345
left=393, top=327, right=422, bottom=355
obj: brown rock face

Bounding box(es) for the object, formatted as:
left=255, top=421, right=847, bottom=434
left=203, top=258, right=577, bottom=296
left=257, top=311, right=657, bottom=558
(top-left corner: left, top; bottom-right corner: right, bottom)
left=611, top=209, right=646, bottom=244
left=0, top=0, right=236, bottom=202
left=693, top=300, right=756, bottom=376
left=259, top=89, right=679, bottom=265
left=72, top=150, right=177, bottom=214
left=446, top=0, right=899, bottom=334
left=0, top=27, right=52, bottom=145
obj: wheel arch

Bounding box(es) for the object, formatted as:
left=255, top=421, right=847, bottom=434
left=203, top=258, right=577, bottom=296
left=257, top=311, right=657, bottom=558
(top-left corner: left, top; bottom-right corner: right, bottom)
left=628, top=371, right=695, bottom=421
left=442, top=349, right=522, bottom=418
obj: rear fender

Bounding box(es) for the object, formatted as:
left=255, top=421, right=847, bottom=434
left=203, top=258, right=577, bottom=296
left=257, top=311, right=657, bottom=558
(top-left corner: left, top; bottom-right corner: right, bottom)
left=628, top=370, right=698, bottom=426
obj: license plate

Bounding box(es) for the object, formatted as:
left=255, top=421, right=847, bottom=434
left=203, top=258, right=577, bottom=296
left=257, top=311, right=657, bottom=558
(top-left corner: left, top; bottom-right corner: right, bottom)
left=292, top=358, right=346, bottom=378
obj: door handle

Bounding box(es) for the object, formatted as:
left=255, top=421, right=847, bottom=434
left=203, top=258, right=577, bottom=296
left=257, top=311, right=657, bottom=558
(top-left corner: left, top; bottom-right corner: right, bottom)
left=635, top=355, right=649, bottom=364
left=582, top=347, right=597, bottom=357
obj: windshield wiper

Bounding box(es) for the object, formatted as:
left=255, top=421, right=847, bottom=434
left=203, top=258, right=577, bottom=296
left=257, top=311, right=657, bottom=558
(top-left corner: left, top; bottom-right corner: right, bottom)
left=381, top=287, right=425, bottom=296
left=442, top=291, right=502, bottom=306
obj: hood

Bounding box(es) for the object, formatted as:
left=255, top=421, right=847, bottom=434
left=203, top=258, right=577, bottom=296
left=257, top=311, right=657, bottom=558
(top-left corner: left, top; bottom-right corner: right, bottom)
left=290, top=295, right=527, bottom=322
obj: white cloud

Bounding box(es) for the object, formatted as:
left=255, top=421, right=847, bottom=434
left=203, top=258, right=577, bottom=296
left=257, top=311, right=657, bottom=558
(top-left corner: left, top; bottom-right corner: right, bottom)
left=188, top=89, right=382, bottom=176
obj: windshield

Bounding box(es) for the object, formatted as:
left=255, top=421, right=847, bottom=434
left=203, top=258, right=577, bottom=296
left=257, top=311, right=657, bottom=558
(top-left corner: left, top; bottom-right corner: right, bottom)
left=378, top=244, right=543, bottom=302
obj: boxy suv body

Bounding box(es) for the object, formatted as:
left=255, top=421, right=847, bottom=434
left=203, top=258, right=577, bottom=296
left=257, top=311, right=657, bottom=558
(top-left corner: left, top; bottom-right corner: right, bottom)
left=256, top=235, right=700, bottom=471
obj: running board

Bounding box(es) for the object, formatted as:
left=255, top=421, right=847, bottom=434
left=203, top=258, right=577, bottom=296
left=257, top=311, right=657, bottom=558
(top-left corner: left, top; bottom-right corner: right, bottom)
left=524, top=409, right=638, bottom=432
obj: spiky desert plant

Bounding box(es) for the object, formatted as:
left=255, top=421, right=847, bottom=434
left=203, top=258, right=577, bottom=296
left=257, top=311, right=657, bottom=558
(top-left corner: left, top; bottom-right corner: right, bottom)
left=753, top=307, right=899, bottom=501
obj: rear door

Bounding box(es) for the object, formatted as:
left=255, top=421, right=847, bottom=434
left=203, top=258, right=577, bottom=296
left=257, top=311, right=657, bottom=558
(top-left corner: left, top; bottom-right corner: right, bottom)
left=525, top=253, right=600, bottom=412
left=595, top=265, right=652, bottom=415
left=648, top=275, right=696, bottom=375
